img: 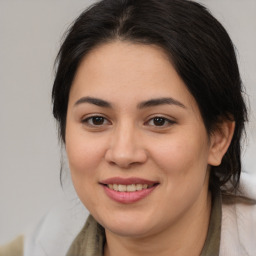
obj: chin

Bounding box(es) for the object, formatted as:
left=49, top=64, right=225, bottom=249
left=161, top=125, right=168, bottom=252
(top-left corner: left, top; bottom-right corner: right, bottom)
left=106, top=223, right=153, bottom=238
left=97, top=211, right=157, bottom=238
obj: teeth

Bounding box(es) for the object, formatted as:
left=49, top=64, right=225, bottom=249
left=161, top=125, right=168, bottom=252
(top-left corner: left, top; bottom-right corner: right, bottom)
left=127, top=184, right=136, bottom=192
left=107, top=184, right=152, bottom=192
left=136, top=184, right=143, bottom=191
left=118, top=184, right=126, bottom=192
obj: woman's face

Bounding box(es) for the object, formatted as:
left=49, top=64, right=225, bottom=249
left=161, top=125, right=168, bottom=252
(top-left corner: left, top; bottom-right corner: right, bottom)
left=66, top=41, right=216, bottom=238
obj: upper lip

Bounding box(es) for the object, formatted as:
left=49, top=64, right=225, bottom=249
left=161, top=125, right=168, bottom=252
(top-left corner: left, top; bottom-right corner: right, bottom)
left=100, top=177, right=158, bottom=186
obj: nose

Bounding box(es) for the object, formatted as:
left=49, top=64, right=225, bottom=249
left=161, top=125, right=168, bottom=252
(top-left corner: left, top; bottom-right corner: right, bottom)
left=105, top=123, right=147, bottom=168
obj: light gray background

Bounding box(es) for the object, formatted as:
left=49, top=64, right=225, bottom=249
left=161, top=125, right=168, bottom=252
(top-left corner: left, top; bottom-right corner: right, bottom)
left=0, top=0, right=255, bottom=244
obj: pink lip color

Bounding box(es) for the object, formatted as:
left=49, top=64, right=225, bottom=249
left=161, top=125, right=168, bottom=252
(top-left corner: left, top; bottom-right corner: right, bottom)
left=100, top=177, right=158, bottom=204
left=100, top=177, right=156, bottom=186
left=103, top=185, right=156, bottom=204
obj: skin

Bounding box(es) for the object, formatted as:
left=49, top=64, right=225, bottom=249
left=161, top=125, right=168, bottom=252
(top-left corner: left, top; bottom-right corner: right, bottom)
left=65, top=41, right=234, bottom=256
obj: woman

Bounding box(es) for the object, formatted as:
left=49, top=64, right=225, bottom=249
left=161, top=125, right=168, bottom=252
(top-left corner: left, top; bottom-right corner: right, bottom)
left=1, top=0, right=255, bottom=255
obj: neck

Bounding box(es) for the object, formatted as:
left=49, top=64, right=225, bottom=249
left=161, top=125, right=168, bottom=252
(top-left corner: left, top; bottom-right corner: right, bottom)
left=104, top=191, right=212, bottom=256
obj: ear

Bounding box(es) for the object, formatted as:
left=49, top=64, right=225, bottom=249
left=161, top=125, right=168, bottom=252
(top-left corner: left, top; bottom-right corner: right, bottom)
left=208, top=120, right=235, bottom=166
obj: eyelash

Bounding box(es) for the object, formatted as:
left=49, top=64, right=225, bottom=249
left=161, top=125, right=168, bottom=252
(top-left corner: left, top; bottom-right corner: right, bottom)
left=145, top=116, right=176, bottom=128
left=81, top=115, right=175, bottom=129
left=82, top=115, right=111, bottom=127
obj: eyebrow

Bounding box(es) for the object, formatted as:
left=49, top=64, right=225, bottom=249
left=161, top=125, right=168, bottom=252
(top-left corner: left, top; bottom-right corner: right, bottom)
left=138, top=97, right=186, bottom=109
left=74, top=96, right=112, bottom=108
left=74, top=96, right=185, bottom=109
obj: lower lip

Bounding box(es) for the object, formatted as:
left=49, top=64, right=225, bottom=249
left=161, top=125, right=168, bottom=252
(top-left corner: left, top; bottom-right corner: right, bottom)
left=102, top=185, right=157, bottom=204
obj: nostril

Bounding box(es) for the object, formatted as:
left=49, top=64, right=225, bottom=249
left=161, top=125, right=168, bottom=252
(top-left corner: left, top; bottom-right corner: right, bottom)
left=109, top=161, right=117, bottom=166
left=104, top=141, right=148, bottom=168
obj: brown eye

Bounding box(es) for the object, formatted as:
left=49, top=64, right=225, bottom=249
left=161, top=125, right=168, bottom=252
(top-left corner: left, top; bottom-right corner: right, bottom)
left=82, top=116, right=110, bottom=127
left=152, top=117, right=166, bottom=126
left=91, top=116, right=105, bottom=125
left=146, top=116, right=175, bottom=128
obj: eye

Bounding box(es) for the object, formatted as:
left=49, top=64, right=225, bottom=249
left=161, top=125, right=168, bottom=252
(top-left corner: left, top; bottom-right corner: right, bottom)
left=146, top=116, right=175, bottom=128
left=82, top=115, right=111, bottom=127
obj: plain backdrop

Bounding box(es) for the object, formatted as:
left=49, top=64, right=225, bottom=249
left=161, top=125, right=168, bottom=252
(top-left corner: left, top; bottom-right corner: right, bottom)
left=0, top=0, right=255, bottom=244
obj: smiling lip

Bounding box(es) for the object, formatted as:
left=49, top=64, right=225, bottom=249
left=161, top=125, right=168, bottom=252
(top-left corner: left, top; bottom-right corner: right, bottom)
left=100, top=177, right=159, bottom=204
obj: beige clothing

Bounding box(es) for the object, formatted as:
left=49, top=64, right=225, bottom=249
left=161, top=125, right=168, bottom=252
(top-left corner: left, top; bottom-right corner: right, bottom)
left=0, top=236, right=23, bottom=256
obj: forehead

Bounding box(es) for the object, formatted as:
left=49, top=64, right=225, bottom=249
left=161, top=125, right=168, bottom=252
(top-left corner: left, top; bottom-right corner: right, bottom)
left=69, top=41, right=197, bottom=111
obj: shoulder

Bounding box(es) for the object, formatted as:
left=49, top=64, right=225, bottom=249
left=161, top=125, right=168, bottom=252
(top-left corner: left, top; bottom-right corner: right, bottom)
left=220, top=172, right=256, bottom=256
left=1, top=195, right=88, bottom=256
left=24, top=194, right=88, bottom=256
left=0, top=235, right=23, bottom=256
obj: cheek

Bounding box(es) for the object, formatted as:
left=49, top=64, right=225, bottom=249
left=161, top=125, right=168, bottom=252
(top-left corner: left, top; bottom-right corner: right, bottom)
left=151, top=131, right=210, bottom=181
left=150, top=133, right=210, bottom=216
left=67, top=142, right=103, bottom=178
left=65, top=132, right=105, bottom=208
left=65, top=125, right=105, bottom=186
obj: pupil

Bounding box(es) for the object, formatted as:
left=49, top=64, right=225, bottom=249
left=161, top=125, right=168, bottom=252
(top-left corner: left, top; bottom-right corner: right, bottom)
left=93, top=116, right=104, bottom=125
left=153, top=117, right=165, bottom=126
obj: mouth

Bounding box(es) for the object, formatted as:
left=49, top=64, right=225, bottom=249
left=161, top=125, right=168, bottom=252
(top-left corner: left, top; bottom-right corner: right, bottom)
left=99, top=177, right=159, bottom=203
left=105, top=183, right=155, bottom=192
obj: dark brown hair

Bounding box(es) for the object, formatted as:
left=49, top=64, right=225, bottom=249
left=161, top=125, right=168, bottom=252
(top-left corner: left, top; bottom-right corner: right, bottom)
left=52, top=0, right=247, bottom=191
